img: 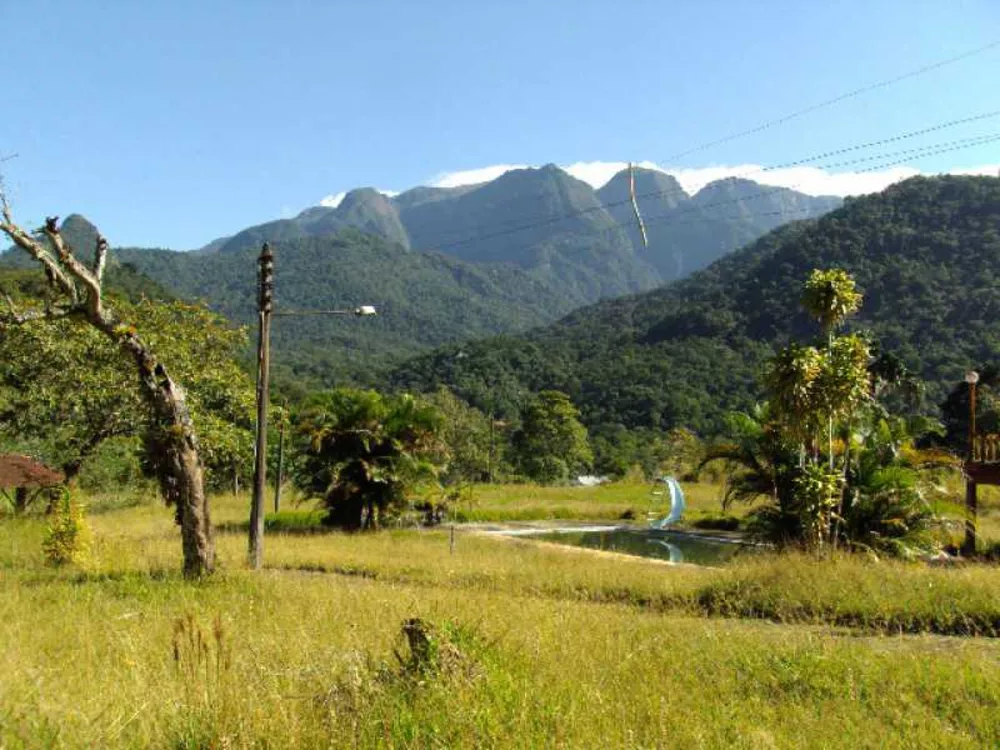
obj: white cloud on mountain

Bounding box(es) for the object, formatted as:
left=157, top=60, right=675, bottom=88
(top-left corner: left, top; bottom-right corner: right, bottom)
left=318, top=161, right=999, bottom=208
left=427, top=160, right=1000, bottom=198
left=319, top=188, right=399, bottom=208
left=319, top=192, right=346, bottom=208
left=429, top=164, right=530, bottom=188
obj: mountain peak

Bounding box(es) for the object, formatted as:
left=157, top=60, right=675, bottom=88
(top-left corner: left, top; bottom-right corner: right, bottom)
left=598, top=168, right=687, bottom=206
left=339, top=187, right=390, bottom=207
left=60, top=214, right=102, bottom=257
left=693, top=176, right=771, bottom=200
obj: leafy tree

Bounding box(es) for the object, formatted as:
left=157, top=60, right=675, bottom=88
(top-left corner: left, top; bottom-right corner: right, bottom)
left=703, top=406, right=949, bottom=554
left=293, top=389, right=446, bottom=530
left=801, top=268, right=862, bottom=336
left=839, top=415, right=953, bottom=555
left=706, top=269, right=948, bottom=554
left=0, top=292, right=255, bottom=494
left=700, top=406, right=799, bottom=510
left=511, top=390, right=592, bottom=483
left=1, top=205, right=215, bottom=576
left=764, top=269, right=871, bottom=547
left=590, top=424, right=702, bottom=480
left=419, top=387, right=498, bottom=484
left=939, top=365, right=1000, bottom=455
left=42, top=490, right=90, bottom=567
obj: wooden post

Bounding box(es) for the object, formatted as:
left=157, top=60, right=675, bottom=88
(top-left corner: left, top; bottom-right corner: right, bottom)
left=488, top=411, right=495, bottom=484
left=963, top=479, right=978, bottom=557
left=14, top=486, right=28, bottom=514
left=274, top=417, right=285, bottom=514
left=249, top=243, right=273, bottom=569
left=963, top=374, right=978, bottom=557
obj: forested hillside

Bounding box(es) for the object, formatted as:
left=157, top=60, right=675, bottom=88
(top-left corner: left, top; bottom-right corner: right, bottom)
left=114, top=230, right=576, bottom=385
left=387, top=176, right=1000, bottom=435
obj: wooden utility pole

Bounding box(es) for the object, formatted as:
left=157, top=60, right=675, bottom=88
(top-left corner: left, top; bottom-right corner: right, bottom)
left=488, top=411, right=494, bottom=484
left=963, top=370, right=979, bottom=557
left=274, top=414, right=285, bottom=514
left=249, top=243, right=273, bottom=569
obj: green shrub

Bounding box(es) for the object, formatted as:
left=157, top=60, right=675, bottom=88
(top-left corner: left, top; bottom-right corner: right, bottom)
left=42, top=491, right=90, bottom=567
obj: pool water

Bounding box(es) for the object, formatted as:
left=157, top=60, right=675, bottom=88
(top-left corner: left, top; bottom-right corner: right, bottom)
left=530, top=527, right=749, bottom=566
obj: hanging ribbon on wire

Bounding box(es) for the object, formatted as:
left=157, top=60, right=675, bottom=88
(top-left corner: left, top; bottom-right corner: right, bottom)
left=628, top=162, right=649, bottom=247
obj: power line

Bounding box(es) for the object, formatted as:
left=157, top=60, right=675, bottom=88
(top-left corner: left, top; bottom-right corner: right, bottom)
left=422, top=129, right=1000, bottom=254
left=394, top=111, right=1000, bottom=250
left=757, top=111, right=1000, bottom=173
left=629, top=134, right=1000, bottom=236
left=664, top=39, right=1000, bottom=162
left=462, top=133, right=1000, bottom=256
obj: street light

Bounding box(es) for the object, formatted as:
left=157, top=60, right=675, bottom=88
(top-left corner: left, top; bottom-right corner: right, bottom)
left=248, top=242, right=376, bottom=570
left=272, top=305, right=377, bottom=317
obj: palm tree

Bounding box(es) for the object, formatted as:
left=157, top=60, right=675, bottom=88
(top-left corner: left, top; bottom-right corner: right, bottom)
left=700, top=405, right=806, bottom=543
left=294, top=389, right=445, bottom=530
left=840, top=415, right=956, bottom=555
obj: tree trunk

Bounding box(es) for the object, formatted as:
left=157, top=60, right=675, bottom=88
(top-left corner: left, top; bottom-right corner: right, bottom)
left=325, top=487, right=364, bottom=531
left=62, top=459, right=83, bottom=483
left=173, top=440, right=214, bottom=576
left=108, top=321, right=214, bottom=576
left=14, top=487, right=28, bottom=514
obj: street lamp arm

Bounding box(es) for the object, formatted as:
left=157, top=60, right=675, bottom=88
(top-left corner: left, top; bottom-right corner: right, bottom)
left=272, top=306, right=377, bottom=317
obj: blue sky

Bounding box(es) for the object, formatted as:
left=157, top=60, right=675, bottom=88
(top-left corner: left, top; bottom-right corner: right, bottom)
left=2, top=0, right=998, bottom=249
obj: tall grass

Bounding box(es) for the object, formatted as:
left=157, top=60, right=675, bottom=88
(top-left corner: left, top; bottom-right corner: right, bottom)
left=2, top=489, right=1000, bottom=747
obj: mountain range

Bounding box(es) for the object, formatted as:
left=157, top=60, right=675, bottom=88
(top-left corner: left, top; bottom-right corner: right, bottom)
left=211, top=164, right=840, bottom=293
left=4, top=170, right=999, bottom=446
left=2, top=164, right=840, bottom=383
left=386, top=175, right=1000, bottom=435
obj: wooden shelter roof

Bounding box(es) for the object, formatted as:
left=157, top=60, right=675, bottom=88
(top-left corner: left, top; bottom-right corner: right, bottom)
left=0, top=454, right=64, bottom=489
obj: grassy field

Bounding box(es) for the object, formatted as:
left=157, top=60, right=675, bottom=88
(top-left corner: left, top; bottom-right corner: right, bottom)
left=2, top=487, right=1000, bottom=748
left=446, top=480, right=740, bottom=526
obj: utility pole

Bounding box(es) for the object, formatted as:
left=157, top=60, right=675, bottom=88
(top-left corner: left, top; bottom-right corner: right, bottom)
left=249, top=243, right=273, bottom=569
left=963, top=370, right=979, bottom=557
left=274, top=412, right=285, bottom=514
left=246, top=243, right=374, bottom=567
left=488, top=411, right=494, bottom=484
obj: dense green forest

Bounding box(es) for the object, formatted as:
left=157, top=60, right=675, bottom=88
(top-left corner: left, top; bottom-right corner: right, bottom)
left=387, top=176, right=1000, bottom=436
left=113, top=230, right=577, bottom=387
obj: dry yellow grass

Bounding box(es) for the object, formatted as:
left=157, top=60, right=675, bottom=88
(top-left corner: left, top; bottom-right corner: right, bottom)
left=2, top=490, right=1000, bottom=747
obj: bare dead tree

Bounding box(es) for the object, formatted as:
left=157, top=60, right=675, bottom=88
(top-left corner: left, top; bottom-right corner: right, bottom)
left=0, top=186, right=214, bottom=577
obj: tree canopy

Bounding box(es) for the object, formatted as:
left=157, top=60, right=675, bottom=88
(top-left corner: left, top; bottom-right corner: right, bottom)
left=511, top=390, right=593, bottom=483
left=0, top=268, right=254, bottom=493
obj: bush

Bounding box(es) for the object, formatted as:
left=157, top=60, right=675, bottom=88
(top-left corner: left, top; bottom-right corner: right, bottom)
left=42, top=491, right=90, bottom=566
left=691, top=516, right=741, bottom=531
